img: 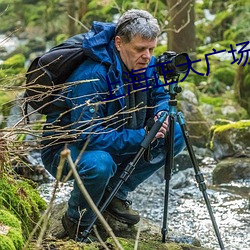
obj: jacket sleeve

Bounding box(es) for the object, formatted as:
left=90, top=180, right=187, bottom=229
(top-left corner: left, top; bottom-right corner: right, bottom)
left=65, top=61, right=146, bottom=156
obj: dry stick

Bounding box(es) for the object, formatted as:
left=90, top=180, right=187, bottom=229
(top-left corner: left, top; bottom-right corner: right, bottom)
left=93, top=225, right=110, bottom=250
left=62, top=148, right=124, bottom=250
left=134, top=216, right=142, bottom=250
left=22, top=154, right=65, bottom=249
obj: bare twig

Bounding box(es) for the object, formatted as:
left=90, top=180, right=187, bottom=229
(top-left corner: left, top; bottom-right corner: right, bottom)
left=68, top=14, right=90, bottom=31
left=93, top=225, right=110, bottom=250
left=134, top=220, right=142, bottom=250
left=61, top=148, right=124, bottom=250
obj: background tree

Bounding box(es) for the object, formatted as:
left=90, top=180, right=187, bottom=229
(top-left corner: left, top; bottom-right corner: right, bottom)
left=166, top=0, right=196, bottom=54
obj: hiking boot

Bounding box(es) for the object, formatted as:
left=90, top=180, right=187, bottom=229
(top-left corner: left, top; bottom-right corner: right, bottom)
left=105, top=196, right=140, bottom=225
left=61, top=213, right=97, bottom=243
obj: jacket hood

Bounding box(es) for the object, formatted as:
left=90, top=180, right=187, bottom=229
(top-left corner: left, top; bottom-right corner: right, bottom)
left=82, top=21, right=116, bottom=65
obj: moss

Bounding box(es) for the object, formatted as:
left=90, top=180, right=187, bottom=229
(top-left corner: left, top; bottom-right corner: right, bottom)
left=0, top=235, right=16, bottom=250
left=199, top=95, right=224, bottom=107
left=0, top=209, right=21, bottom=229
left=106, top=237, right=208, bottom=250
left=7, top=228, right=24, bottom=249
left=213, top=120, right=250, bottom=133
left=212, top=67, right=235, bottom=86
left=0, top=209, right=24, bottom=249
left=0, top=174, right=47, bottom=239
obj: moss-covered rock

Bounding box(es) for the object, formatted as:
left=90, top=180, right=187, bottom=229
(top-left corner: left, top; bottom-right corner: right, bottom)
left=0, top=174, right=47, bottom=239
left=0, top=209, right=24, bottom=250
left=209, top=120, right=250, bottom=160
left=41, top=202, right=211, bottom=250
left=213, top=157, right=250, bottom=184
left=198, top=91, right=248, bottom=123
left=106, top=237, right=211, bottom=250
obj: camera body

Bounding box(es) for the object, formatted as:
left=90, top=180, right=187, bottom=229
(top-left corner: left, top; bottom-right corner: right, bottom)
left=156, top=51, right=190, bottom=80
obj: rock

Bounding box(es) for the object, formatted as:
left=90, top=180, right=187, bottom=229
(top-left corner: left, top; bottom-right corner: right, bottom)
left=44, top=202, right=212, bottom=250
left=179, top=100, right=211, bottom=148
left=209, top=120, right=250, bottom=160
left=213, top=157, right=250, bottom=184
left=221, top=105, right=237, bottom=116
left=181, top=89, right=199, bottom=105
left=170, top=168, right=193, bottom=189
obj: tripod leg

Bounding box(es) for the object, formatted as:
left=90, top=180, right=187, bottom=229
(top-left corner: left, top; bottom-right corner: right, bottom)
left=162, top=114, right=175, bottom=243
left=177, top=112, right=225, bottom=250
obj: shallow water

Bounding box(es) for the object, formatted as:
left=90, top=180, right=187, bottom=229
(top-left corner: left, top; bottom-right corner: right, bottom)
left=38, top=157, right=250, bottom=250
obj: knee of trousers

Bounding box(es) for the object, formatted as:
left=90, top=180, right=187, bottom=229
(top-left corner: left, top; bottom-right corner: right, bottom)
left=77, top=150, right=117, bottom=182
left=174, top=123, right=186, bottom=155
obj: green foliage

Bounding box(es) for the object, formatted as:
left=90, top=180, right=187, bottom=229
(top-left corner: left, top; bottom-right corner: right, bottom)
left=154, top=44, right=167, bottom=57
left=196, top=0, right=250, bottom=46
left=0, top=54, right=26, bottom=87
left=199, top=95, right=224, bottom=108
left=1, top=54, right=25, bottom=69
left=212, top=67, right=235, bottom=86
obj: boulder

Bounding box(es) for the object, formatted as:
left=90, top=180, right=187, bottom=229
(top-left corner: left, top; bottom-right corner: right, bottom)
left=42, top=201, right=212, bottom=250
left=179, top=100, right=211, bottom=148
left=213, top=157, right=250, bottom=184
left=209, top=120, right=250, bottom=160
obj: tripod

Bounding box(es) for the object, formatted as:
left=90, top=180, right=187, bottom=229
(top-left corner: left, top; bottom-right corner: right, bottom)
left=82, top=80, right=225, bottom=249
left=162, top=79, right=225, bottom=249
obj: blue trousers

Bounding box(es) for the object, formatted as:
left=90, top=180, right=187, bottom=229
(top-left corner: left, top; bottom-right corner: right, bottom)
left=41, top=122, right=185, bottom=226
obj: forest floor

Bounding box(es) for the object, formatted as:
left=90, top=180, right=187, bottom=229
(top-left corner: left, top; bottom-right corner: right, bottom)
left=28, top=202, right=211, bottom=250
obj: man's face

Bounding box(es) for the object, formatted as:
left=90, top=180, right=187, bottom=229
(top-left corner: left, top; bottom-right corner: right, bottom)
left=115, top=35, right=157, bottom=72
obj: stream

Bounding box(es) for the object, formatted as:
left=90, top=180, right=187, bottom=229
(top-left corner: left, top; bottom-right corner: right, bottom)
left=38, top=155, right=250, bottom=250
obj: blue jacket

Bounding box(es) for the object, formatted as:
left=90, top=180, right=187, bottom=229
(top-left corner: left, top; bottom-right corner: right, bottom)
left=44, top=21, right=170, bottom=156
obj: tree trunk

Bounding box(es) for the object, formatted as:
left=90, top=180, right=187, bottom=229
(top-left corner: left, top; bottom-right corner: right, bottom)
left=78, top=0, right=88, bottom=20
left=67, top=0, right=76, bottom=36
left=167, top=0, right=196, bottom=55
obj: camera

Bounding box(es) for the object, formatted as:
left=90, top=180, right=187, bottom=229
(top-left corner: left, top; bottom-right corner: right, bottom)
left=156, top=51, right=190, bottom=80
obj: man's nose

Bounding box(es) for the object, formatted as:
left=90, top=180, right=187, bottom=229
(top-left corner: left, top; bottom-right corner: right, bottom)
left=142, top=49, right=151, bottom=59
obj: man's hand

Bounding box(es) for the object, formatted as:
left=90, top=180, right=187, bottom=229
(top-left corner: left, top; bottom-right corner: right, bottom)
left=154, top=111, right=169, bottom=139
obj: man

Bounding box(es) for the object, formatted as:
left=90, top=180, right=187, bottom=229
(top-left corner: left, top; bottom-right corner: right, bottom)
left=41, top=9, right=185, bottom=241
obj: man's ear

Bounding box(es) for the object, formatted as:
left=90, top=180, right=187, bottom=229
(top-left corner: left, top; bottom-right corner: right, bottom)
left=115, top=36, right=122, bottom=51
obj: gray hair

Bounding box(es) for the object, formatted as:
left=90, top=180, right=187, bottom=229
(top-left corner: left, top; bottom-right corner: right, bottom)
left=115, top=9, right=160, bottom=43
